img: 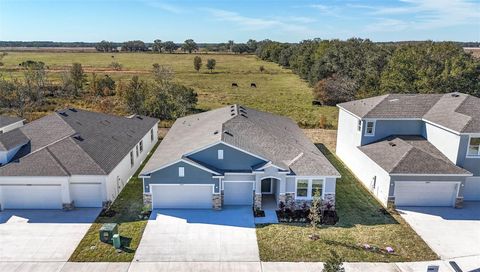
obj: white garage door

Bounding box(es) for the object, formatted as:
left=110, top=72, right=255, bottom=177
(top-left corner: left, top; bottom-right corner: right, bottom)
left=224, top=182, right=253, bottom=205
left=152, top=184, right=213, bottom=209
left=395, top=181, right=458, bottom=207
left=464, top=177, right=480, bottom=201
left=1, top=185, right=62, bottom=209
left=70, top=183, right=103, bottom=207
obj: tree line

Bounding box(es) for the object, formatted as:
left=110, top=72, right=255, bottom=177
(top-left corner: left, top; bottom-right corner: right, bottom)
left=254, top=39, right=480, bottom=105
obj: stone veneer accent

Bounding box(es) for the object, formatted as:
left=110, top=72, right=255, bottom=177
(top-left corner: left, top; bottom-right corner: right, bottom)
left=254, top=193, right=262, bottom=210
left=277, top=194, right=286, bottom=206
left=387, top=196, right=396, bottom=209
left=62, top=201, right=75, bottom=211
left=213, top=194, right=222, bottom=210
left=455, top=197, right=463, bottom=208
left=143, top=193, right=152, bottom=210
left=285, top=192, right=295, bottom=207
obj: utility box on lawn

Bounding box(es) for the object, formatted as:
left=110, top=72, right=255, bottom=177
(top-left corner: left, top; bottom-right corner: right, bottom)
left=99, top=223, right=118, bottom=243
left=112, top=234, right=121, bottom=249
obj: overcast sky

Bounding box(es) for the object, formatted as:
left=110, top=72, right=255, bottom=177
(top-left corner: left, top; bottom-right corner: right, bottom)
left=1, top=0, right=479, bottom=42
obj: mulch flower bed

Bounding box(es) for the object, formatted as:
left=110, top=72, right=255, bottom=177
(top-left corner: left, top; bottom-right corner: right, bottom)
left=276, top=209, right=339, bottom=225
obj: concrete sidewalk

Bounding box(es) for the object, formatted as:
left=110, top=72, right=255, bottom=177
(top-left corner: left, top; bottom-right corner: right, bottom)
left=1, top=256, right=479, bottom=272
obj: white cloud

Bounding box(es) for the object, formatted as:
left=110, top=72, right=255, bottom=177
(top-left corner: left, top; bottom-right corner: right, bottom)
left=142, top=0, right=184, bottom=14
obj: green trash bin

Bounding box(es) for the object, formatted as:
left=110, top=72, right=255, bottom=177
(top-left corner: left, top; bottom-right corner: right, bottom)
left=112, top=234, right=121, bottom=249
left=99, top=223, right=118, bottom=243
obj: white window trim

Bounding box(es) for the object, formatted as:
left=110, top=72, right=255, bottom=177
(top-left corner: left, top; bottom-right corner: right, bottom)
left=364, top=120, right=376, bottom=137
left=178, top=167, right=185, bottom=177
left=294, top=178, right=324, bottom=200
left=466, top=135, right=480, bottom=158
left=357, top=119, right=362, bottom=132
left=218, top=149, right=224, bottom=160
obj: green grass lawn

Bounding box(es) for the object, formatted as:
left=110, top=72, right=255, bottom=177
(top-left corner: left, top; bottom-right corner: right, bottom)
left=1, top=52, right=338, bottom=128
left=256, top=144, right=438, bottom=262
left=69, top=141, right=160, bottom=262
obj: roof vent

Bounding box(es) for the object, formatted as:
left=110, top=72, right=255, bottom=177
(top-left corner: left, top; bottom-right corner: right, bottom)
left=230, top=113, right=236, bottom=116
left=213, top=130, right=219, bottom=135
left=73, top=135, right=84, bottom=141
left=59, top=112, right=68, bottom=117
left=76, top=121, right=82, bottom=126
left=136, top=116, right=143, bottom=120
left=239, top=106, right=245, bottom=110
left=388, top=142, right=396, bottom=147
left=389, top=99, right=399, bottom=102
left=223, top=130, right=233, bottom=137
left=69, top=108, right=77, bottom=112
left=451, top=93, right=460, bottom=97
left=240, top=113, right=248, bottom=118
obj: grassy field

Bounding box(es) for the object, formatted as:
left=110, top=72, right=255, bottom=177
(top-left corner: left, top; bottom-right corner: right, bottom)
left=1, top=52, right=338, bottom=128
left=256, top=144, right=438, bottom=262
left=69, top=141, right=159, bottom=262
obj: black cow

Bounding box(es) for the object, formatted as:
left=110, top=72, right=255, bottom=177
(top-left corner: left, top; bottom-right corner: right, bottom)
left=232, top=83, right=239, bottom=87
left=250, top=83, right=257, bottom=88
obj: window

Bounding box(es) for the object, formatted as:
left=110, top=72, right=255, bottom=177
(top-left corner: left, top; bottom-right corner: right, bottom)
left=365, top=120, right=375, bottom=136
left=357, top=120, right=362, bottom=132
left=296, top=179, right=309, bottom=197
left=218, top=149, right=224, bottom=160
left=150, top=129, right=154, bottom=142
left=178, top=167, right=185, bottom=177
left=467, top=137, right=480, bottom=157
left=130, top=151, right=134, bottom=167
left=311, top=179, right=323, bottom=197
left=296, top=178, right=325, bottom=199
left=139, top=140, right=144, bottom=153
left=136, top=145, right=139, bottom=157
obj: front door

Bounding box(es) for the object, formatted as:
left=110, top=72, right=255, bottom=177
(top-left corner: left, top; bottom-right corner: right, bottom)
left=261, top=179, right=272, bottom=194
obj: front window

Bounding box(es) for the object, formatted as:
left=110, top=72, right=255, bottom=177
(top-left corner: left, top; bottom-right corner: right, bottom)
left=468, top=137, right=480, bottom=157
left=365, top=121, right=375, bottom=136
left=296, top=179, right=309, bottom=197
left=296, top=178, right=324, bottom=199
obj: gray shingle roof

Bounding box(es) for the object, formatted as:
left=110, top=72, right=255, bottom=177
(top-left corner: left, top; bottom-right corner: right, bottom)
left=338, top=92, right=480, bottom=133
left=142, top=105, right=340, bottom=177
left=0, top=109, right=158, bottom=176
left=0, top=116, right=23, bottom=128
left=359, top=136, right=471, bottom=175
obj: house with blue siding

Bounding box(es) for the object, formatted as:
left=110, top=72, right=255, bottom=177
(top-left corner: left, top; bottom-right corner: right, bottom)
left=336, top=92, right=480, bottom=208
left=140, top=105, right=340, bottom=210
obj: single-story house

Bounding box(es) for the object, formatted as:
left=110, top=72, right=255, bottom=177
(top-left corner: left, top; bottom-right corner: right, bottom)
left=0, top=109, right=158, bottom=210
left=140, top=105, right=340, bottom=210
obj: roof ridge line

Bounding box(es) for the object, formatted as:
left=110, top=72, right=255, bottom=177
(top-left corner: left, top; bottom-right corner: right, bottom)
left=390, top=143, right=414, bottom=173
left=64, top=136, right=108, bottom=175
left=45, top=146, right=70, bottom=175
left=364, top=94, right=390, bottom=118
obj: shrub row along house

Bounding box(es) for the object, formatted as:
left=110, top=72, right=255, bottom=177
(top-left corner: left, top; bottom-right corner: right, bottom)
left=0, top=109, right=158, bottom=210
left=336, top=92, right=480, bottom=208
left=140, top=105, right=340, bottom=211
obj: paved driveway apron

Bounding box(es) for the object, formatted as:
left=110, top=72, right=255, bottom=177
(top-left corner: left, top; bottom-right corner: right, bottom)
left=0, top=208, right=100, bottom=262
left=398, top=201, right=480, bottom=259
left=134, top=206, right=260, bottom=262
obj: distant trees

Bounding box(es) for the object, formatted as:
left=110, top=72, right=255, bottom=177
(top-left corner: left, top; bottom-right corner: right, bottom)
left=0, top=78, right=34, bottom=117
left=163, top=41, right=178, bottom=53
left=206, top=59, right=216, bottom=73
left=231, top=43, right=250, bottom=54
left=182, top=39, right=198, bottom=53
left=193, top=56, right=202, bottom=72
left=152, top=39, right=163, bottom=53
left=67, top=63, right=87, bottom=96
left=152, top=63, right=174, bottom=84
left=256, top=39, right=480, bottom=103
left=95, top=40, right=117, bottom=52
left=121, top=40, right=148, bottom=52
left=19, top=60, right=47, bottom=102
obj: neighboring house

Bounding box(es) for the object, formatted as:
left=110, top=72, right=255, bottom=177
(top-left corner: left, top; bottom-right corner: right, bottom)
left=336, top=92, right=479, bottom=208
left=0, top=116, right=24, bottom=134
left=0, top=108, right=158, bottom=210
left=140, top=105, right=340, bottom=210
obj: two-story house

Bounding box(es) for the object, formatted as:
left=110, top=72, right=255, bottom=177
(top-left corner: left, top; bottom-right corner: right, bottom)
left=336, top=92, right=479, bottom=208
left=141, top=105, right=340, bottom=211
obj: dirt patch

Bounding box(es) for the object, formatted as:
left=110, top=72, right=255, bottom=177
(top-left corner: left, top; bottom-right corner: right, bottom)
left=303, top=129, right=337, bottom=151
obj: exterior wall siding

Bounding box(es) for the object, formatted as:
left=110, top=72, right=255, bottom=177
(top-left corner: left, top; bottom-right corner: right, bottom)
left=187, top=143, right=266, bottom=171
left=144, top=161, right=219, bottom=193
left=361, top=120, right=423, bottom=145
left=422, top=122, right=461, bottom=164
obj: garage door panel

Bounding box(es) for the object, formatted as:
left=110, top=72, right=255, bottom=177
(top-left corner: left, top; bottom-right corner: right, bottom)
left=224, top=182, right=253, bottom=205
left=70, top=183, right=103, bottom=207
left=464, top=178, right=480, bottom=201
left=395, top=181, right=457, bottom=207
left=1, top=185, right=62, bottom=209
left=152, top=184, right=212, bottom=209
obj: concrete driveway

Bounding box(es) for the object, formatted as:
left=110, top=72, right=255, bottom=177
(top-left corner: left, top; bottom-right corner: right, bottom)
left=398, top=201, right=480, bottom=259
left=0, top=208, right=100, bottom=261
left=134, top=206, right=259, bottom=262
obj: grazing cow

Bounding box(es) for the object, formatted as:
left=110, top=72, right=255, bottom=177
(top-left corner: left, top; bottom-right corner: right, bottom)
left=250, top=83, right=257, bottom=88
left=312, top=100, right=322, bottom=106
left=232, top=83, right=239, bottom=87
